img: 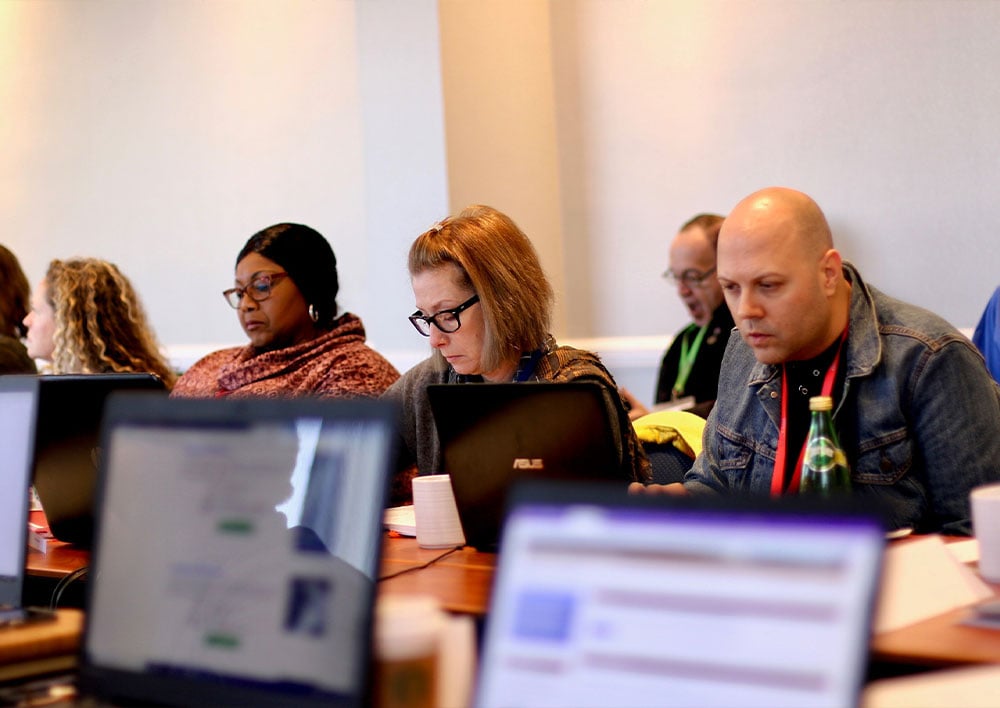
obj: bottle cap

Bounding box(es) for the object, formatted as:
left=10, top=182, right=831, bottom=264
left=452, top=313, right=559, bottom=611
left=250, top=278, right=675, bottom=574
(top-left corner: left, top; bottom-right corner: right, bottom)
left=809, top=395, right=833, bottom=411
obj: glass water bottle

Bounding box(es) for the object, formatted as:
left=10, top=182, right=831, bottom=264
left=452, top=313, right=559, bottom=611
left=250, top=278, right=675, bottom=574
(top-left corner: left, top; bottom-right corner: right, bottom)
left=799, top=395, right=851, bottom=496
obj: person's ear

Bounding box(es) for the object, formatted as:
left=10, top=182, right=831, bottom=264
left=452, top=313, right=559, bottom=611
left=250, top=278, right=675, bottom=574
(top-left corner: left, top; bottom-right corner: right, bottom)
left=819, top=249, right=842, bottom=295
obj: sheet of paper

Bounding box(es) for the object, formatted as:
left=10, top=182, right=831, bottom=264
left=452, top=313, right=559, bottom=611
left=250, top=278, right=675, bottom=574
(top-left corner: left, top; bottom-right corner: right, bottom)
left=383, top=505, right=417, bottom=536
left=863, top=665, right=1000, bottom=708
left=946, top=538, right=980, bottom=564
left=874, top=536, right=993, bottom=634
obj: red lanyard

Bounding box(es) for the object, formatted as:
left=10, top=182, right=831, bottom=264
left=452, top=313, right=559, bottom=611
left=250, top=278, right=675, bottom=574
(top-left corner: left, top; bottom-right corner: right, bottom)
left=770, top=329, right=847, bottom=497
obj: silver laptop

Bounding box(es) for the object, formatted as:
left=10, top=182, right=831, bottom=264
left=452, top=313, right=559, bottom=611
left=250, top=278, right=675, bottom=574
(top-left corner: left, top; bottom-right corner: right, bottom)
left=0, top=376, right=39, bottom=622
left=477, top=482, right=885, bottom=708
left=78, top=394, right=398, bottom=707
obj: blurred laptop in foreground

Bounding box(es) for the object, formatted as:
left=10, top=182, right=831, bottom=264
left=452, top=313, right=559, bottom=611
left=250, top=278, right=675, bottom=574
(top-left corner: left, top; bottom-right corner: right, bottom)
left=477, top=481, right=885, bottom=708
left=0, top=376, right=80, bottom=683
left=75, top=394, right=397, bottom=707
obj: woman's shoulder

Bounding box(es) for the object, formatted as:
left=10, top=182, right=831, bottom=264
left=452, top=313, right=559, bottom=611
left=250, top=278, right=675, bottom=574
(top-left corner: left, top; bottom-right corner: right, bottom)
left=538, top=344, right=612, bottom=384
left=170, top=346, right=245, bottom=397
left=383, top=357, right=446, bottom=399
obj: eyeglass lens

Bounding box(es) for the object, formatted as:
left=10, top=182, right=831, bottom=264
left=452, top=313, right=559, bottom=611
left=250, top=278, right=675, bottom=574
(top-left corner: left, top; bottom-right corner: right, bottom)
left=224, top=275, right=276, bottom=308
left=408, top=294, right=479, bottom=336
left=666, top=268, right=715, bottom=288
left=411, top=311, right=460, bottom=335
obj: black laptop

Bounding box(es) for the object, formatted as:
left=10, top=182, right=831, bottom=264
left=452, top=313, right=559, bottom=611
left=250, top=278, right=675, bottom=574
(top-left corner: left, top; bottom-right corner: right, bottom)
left=31, top=373, right=166, bottom=548
left=476, top=481, right=886, bottom=708
left=427, top=382, right=627, bottom=551
left=78, top=394, right=398, bottom=707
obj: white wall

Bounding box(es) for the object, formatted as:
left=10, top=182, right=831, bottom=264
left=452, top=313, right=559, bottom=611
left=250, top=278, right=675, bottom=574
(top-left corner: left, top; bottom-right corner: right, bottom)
left=550, top=0, right=1000, bottom=342
left=2, top=1, right=997, bottom=404
left=1, top=0, right=445, bottom=361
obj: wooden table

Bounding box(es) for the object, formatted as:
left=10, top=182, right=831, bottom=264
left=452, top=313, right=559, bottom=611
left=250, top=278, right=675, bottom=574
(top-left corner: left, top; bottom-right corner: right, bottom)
left=378, top=535, right=496, bottom=616
left=26, top=528, right=1000, bottom=669
left=376, top=535, right=1000, bottom=671
left=870, top=539, right=1000, bottom=668
left=24, top=528, right=496, bottom=615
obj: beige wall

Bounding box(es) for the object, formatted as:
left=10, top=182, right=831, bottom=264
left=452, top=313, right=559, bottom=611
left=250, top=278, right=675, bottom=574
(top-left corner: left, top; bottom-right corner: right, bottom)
left=3, top=1, right=998, bottom=404
left=438, top=0, right=568, bottom=336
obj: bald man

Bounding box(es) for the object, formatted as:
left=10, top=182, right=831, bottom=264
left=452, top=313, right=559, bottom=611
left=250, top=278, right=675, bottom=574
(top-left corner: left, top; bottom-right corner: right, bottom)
left=637, top=187, right=1000, bottom=535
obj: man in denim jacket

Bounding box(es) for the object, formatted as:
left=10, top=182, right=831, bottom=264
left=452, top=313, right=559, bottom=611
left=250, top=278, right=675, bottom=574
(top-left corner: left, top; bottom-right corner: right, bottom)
left=635, top=187, right=1000, bottom=535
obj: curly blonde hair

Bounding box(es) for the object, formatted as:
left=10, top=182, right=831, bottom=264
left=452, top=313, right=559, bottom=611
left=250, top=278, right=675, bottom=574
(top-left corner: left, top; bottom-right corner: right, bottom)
left=45, top=258, right=177, bottom=388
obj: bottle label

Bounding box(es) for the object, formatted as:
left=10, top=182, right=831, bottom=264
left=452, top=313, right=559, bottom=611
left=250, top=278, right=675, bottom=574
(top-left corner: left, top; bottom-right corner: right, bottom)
left=805, top=436, right=837, bottom=472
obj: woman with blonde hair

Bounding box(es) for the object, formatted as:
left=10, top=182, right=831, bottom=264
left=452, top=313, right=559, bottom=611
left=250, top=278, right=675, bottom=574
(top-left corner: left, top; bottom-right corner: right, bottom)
left=383, top=205, right=649, bottom=500
left=0, top=244, right=36, bottom=373
left=23, top=258, right=176, bottom=388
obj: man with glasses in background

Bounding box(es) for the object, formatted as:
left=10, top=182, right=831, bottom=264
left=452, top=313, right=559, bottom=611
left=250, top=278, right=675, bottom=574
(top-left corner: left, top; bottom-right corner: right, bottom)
left=622, top=213, right=734, bottom=419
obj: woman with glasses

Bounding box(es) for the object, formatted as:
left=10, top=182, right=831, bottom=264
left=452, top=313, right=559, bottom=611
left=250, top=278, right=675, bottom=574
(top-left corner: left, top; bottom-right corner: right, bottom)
left=383, top=205, right=649, bottom=501
left=172, top=222, right=398, bottom=398
left=23, top=258, right=176, bottom=386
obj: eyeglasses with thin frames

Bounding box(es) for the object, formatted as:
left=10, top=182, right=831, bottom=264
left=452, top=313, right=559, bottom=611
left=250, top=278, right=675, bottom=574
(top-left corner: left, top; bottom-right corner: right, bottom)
left=663, top=267, right=717, bottom=289
left=408, top=294, right=480, bottom=336
left=223, top=272, right=289, bottom=309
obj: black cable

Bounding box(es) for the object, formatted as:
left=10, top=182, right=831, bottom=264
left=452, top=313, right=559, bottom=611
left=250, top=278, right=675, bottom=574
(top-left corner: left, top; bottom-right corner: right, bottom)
left=377, top=547, right=461, bottom=581
left=49, top=565, right=89, bottom=610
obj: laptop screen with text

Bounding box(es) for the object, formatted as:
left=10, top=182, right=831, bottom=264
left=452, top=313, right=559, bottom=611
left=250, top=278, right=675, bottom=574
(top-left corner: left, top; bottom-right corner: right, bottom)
left=0, top=377, right=38, bottom=610
left=81, top=395, right=398, bottom=708
left=477, top=483, right=884, bottom=708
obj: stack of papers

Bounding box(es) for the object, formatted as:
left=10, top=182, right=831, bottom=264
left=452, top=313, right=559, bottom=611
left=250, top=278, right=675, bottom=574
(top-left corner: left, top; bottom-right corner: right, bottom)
left=383, top=506, right=416, bottom=537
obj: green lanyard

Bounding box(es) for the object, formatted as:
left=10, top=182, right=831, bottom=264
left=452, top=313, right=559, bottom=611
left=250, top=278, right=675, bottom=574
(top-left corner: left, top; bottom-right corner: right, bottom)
left=672, top=324, right=709, bottom=398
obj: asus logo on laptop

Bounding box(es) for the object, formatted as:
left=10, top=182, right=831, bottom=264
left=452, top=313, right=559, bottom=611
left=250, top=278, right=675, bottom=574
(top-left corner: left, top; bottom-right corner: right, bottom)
left=512, top=458, right=544, bottom=470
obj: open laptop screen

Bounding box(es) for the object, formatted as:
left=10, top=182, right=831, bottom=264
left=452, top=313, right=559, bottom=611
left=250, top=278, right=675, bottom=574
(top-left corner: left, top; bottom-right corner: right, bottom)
left=477, top=483, right=884, bottom=708
left=81, top=396, right=397, bottom=707
left=0, top=378, right=37, bottom=608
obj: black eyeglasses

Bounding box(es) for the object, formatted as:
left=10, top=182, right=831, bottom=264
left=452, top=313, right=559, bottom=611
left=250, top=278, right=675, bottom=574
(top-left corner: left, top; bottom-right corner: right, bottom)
left=663, top=267, right=717, bottom=289
left=223, top=272, right=289, bottom=309
left=408, top=294, right=480, bottom=336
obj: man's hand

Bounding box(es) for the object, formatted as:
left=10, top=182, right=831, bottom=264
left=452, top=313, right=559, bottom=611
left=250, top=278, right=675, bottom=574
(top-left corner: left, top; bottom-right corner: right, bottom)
left=628, top=482, right=690, bottom=496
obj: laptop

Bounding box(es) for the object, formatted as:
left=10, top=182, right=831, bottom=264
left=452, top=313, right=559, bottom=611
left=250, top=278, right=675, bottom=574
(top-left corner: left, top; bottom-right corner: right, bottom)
left=31, top=373, right=167, bottom=548
left=427, top=382, right=626, bottom=550
left=0, top=375, right=42, bottom=623
left=78, top=394, right=398, bottom=707
left=476, top=482, right=885, bottom=708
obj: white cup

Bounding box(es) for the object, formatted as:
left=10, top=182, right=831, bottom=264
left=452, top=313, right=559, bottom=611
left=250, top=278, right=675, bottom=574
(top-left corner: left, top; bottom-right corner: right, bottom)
left=411, top=474, right=466, bottom=549
left=971, top=482, right=1000, bottom=581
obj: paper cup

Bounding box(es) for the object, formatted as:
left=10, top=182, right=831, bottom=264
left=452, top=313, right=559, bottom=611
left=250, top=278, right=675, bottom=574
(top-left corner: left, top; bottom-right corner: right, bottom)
left=971, top=482, right=1000, bottom=582
left=412, top=474, right=466, bottom=549
left=373, top=595, right=443, bottom=708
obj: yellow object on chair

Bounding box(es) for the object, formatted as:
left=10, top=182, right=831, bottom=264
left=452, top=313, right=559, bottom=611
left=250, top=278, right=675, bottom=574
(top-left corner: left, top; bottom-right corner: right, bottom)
left=632, top=410, right=706, bottom=459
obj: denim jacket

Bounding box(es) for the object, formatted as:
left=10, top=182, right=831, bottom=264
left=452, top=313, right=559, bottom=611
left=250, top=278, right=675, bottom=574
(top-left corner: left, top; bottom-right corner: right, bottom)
left=684, top=263, right=1000, bottom=535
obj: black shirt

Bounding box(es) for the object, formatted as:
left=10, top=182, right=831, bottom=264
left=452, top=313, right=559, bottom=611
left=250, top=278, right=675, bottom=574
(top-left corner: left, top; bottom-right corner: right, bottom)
left=654, top=303, right=735, bottom=411
left=781, top=333, right=849, bottom=492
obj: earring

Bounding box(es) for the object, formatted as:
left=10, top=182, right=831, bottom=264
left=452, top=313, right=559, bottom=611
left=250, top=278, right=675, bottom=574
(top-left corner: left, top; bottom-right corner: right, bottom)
left=308, top=304, right=319, bottom=323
